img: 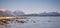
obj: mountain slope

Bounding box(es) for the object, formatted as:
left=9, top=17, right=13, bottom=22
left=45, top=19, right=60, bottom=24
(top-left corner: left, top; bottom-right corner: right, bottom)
left=13, top=10, right=25, bottom=16
left=0, top=8, right=25, bottom=16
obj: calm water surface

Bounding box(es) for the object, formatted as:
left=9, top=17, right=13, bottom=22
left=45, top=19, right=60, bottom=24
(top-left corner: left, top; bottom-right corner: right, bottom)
left=0, top=16, right=60, bottom=28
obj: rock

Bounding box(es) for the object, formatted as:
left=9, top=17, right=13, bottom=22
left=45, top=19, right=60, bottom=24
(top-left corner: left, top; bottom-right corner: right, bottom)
left=48, top=21, right=51, bottom=22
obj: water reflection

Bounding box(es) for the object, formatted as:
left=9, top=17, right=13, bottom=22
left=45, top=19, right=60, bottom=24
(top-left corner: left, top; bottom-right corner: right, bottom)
left=0, top=19, right=10, bottom=25
left=0, top=17, right=60, bottom=28
left=0, top=18, right=29, bottom=28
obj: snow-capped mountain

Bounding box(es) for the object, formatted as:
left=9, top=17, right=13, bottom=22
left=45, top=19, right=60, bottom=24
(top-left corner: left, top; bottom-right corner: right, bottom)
left=13, top=10, right=25, bottom=16
left=24, top=12, right=60, bottom=16
left=39, top=12, right=60, bottom=16
left=0, top=8, right=25, bottom=16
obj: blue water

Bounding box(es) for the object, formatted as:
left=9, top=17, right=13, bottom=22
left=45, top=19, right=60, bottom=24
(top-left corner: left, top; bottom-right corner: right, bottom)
left=0, top=16, right=60, bottom=28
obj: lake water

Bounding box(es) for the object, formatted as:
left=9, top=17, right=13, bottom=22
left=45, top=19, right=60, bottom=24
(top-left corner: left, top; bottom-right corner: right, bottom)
left=0, top=16, right=60, bottom=28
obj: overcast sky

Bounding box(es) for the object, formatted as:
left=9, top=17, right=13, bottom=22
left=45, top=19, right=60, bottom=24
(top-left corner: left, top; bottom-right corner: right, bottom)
left=0, top=0, right=60, bottom=14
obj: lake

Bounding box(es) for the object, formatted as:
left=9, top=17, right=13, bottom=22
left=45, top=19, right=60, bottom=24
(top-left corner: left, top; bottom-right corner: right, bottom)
left=0, top=16, right=60, bottom=28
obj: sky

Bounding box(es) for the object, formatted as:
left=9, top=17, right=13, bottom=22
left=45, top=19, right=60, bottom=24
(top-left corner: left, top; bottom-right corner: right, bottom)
left=0, top=0, right=60, bottom=14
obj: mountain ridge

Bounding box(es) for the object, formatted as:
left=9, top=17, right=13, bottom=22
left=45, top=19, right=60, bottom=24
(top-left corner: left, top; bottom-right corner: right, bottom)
left=0, top=8, right=25, bottom=16
left=0, top=8, right=60, bottom=16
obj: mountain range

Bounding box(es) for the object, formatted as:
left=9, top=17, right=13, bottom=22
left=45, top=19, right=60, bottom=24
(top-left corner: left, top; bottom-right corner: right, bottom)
left=0, top=8, right=25, bottom=16
left=24, top=12, right=60, bottom=16
left=0, top=8, right=60, bottom=16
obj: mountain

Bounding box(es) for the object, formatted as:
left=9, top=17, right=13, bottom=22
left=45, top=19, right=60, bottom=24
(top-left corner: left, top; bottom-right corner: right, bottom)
left=5, top=10, right=16, bottom=16
left=0, top=8, right=6, bottom=12
left=13, top=10, right=25, bottom=16
left=0, top=8, right=15, bottom=16
left=23, top=12, right=60, bottom=16
left=0, top=8, right=25, bottom=16
left=0, top=8, right=60, bottom=16
left=0, top=10, right=15, bottom=16
left=39, top=12, right=60, bottom=16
